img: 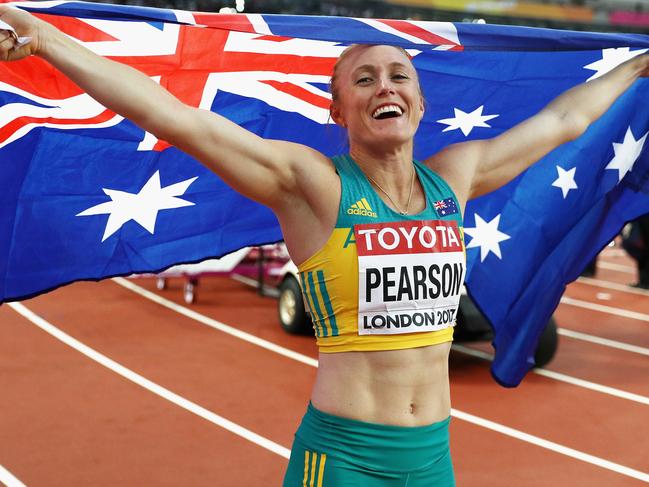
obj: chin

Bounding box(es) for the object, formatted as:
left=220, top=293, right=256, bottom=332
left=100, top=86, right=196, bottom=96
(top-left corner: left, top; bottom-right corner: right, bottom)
left=372, top=119, right=416, bottom=136
left=372, top=127, right=414, bottom=143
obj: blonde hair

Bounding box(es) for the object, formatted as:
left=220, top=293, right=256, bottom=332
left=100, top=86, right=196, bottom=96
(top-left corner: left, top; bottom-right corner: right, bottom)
left=329, top=44, right=422, bottom=103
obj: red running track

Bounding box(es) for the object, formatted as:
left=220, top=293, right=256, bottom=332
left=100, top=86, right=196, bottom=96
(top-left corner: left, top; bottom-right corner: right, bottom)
left=1, top=246, right=648, bottom=486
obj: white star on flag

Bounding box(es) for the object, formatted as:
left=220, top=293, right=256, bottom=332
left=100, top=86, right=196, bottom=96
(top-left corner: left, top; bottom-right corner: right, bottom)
left=437, top=106, right=499, bottom=136
left=552, top=165, right=578, bottom=199
left=464, top=213, right=511, bottom=262
left=583, top=48, right=648, bottom=81
left=77, top=171, right=198, bottom=242
left=605, top=127, right=648, bottom=183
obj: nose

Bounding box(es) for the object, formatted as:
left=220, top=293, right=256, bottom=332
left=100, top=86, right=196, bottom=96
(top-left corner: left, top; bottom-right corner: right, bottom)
left=376, top=76, right=395, bottom=96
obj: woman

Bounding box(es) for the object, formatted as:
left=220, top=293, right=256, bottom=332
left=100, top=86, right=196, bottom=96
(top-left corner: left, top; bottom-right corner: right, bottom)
left=0, top=6, right=647, bottom=485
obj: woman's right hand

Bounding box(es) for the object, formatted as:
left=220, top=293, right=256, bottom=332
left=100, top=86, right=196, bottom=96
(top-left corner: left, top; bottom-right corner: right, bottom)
left=0, top=5, right=45, bottom=61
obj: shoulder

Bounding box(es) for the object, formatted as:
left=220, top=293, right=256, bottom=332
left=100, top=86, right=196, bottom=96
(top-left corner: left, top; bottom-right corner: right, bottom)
left=269, top=143, right=343, bottom=265
left=424, top=140, right=486, bottom=210
left=264, top=140, right=338, bottom=191
left=268, top=139, right=341, bottom=214
left=268, top=140, right=335, bottom=172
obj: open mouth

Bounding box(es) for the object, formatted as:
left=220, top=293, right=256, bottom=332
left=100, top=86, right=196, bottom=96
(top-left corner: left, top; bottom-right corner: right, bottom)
left=372, top=104, right=403, bottom=120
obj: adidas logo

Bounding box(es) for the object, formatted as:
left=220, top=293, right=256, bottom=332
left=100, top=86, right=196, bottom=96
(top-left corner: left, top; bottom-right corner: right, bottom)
left=347, top=198, right=377, bottom=218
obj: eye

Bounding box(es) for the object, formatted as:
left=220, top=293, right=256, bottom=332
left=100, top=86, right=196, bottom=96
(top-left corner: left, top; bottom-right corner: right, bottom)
left=355, top=76, right=373, bottom=85
left=392, top=73, right=409, bottom=81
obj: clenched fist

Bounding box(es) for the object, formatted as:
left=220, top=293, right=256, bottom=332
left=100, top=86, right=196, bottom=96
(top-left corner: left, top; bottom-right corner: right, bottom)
left=0, top=5, right=45, bottom=61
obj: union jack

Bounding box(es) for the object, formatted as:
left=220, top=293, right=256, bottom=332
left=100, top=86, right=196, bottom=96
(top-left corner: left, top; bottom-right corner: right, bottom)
left=1, top=3, right=462, bottom=152
left=434, top=200, right=448, bottom=210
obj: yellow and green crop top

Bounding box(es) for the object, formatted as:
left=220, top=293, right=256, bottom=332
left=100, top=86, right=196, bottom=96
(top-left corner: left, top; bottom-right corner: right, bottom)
left=298, top=154, right=466, bottom=353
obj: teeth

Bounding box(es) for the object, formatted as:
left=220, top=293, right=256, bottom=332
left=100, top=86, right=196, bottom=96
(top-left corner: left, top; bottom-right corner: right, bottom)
left=372, top=105, right=403, bottom=119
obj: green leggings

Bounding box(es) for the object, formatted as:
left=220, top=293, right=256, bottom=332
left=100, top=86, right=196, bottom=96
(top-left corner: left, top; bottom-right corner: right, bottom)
left=283, top=403, right=455, bottom=487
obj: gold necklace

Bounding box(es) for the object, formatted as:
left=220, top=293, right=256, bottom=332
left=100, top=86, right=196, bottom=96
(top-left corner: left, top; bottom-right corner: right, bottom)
left=366, top=166, right=416, bottom=215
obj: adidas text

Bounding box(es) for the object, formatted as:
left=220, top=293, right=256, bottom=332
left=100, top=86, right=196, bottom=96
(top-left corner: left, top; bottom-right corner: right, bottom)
left=348, top=208, right=377, bottom=218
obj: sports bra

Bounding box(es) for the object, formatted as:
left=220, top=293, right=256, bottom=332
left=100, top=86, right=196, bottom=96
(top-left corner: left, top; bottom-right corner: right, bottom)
left=298, top=154, right=465, bottom=353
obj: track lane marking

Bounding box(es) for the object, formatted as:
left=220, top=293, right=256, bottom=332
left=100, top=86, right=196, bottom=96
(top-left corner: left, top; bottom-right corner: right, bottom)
left=557, top=328, right=649, bottom=357
left=451, top=345, right=649, bottom=406
left=115, top=277, right=648, bottom=402
left=450, top=409, right=649, bottom=482
left=112, top=278, right=649, bottom=482
left=560, top=296, right=649, bottom=323
left=577, top=277, right=649, bottom=297
left=0, top=464, right=26, bottom=487
left=599, top=249, right=630, bottom=258
left=115, top=277, right=317, bottom=367
left=596, top=261, right=635, bottom=274
left=7, top=302, right=291, bottom=460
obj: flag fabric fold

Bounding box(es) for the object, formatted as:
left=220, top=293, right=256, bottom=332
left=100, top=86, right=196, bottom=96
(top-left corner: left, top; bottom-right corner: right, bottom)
left=1, top=0, right=648, bottom=385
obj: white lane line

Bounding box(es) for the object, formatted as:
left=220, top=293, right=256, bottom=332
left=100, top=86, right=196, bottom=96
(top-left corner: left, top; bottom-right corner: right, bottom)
left=597, top=261, right=635, bottom=274
left=558, top=329, right=649, bottom=357
left=452, top=344, right=493, bottom=361
left=599, top=249, right=629, bottom=258
left=113, top=277, right=318, bottom=368
left=114, top=278, right=649, bottom=481
left=560, top=296, right=649, bottom=323
left=450, top=409, right=649, bottom=483
left=7, top=302, right=291, bottom=460
left=0, top=464, right=26, bottom=487
left=121, top=276, right=649, bottom=359
left=577, top=277, right=649, bottom=297
left=451, top=345, right=649, bottom=406
left=533, top=369, right=649, bottom=406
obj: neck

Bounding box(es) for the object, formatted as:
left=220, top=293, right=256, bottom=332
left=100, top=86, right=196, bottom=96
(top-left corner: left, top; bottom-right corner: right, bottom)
left=349, top=144, right=414, bottom=189
left=349, top=144, right=418, bottom=215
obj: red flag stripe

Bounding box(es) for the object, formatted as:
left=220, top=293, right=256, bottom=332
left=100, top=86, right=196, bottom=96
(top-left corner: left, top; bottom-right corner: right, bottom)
left=34, top=12, right=119, bottom=43
left=377, top=19, right=462, bottom=50
left=192, top=13, right=258, bottom=33
left=260, top=80, right=331, bottom=110
left=0, top=111, right=119, bottom=145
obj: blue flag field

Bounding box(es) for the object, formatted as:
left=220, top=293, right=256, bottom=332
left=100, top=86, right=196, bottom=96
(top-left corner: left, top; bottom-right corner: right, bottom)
left=1, top=1, right=648, bottom=386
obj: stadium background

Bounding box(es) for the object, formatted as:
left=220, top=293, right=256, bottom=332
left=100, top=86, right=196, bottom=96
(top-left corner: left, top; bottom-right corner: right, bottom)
left=103, top=0, right=649, bottom=33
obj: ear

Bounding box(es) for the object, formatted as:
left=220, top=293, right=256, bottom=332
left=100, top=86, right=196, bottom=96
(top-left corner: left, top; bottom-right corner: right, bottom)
left=330, top=103, right=346, bottom=128
left=419, top=95, right=425, bottom=118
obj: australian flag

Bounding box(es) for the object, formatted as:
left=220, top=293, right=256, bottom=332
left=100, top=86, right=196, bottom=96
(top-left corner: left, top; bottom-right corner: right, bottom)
left=1, top=1, right=648, bottom=386
left=434, top=198, right=459, bottom=217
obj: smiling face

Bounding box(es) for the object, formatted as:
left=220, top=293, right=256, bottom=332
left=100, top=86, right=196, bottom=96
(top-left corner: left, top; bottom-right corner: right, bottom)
left=330, top=45, right=425, bottom=154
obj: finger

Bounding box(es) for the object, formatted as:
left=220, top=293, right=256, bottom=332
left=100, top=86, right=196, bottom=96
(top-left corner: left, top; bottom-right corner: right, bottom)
left=0, top=33, right=15, bottom=47
left=0, top=38, right=15, bottom=57
left=0, top=35, right=17, bottom=60
left=0, top=41, right=15, bottom=58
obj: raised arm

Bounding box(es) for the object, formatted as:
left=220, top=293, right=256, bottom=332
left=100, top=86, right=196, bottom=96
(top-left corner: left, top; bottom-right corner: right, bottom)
left=428, top=53, right=649, bottom=206
left=0, top=6, right=332, bottom=211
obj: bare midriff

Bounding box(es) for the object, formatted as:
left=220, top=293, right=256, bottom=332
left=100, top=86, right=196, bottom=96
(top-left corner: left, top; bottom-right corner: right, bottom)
left=311, top=342, right=452, bottom=427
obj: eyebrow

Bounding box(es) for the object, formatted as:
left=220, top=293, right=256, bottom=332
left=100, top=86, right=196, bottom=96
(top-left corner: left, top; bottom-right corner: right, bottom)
left=352, top=62, right=410, bottom=75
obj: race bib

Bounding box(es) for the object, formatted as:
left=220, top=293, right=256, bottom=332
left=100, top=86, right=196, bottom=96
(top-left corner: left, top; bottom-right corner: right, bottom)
left=355, top=220, right=465, bottom=335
